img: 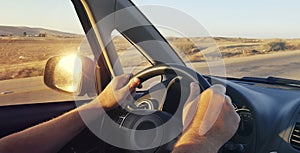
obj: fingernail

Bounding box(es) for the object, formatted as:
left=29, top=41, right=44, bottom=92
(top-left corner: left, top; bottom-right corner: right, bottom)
left=133, top=77, right=140, bottom=83
left=211, top=84, right=226, bottom=94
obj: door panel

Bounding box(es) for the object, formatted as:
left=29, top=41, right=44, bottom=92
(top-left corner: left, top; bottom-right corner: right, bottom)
left=0, top=101, right=88, bottom=138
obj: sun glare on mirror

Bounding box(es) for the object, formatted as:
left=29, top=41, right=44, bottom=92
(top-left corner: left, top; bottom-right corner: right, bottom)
left=55, top=54, right=83, bottom=93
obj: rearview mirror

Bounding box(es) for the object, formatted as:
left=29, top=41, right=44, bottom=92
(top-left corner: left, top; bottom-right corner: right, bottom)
left=44, top=55, right=94, bottom=94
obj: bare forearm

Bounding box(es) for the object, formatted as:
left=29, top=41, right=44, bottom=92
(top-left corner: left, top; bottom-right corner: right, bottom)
left=0, top=74, right=140, bottom=153
left=0, top=99, right=103, bottom=153
left=0, top=109, right=84, bottom=153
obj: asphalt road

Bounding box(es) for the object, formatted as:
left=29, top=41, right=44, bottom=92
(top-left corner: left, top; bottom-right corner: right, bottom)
left=0, top=77, right=74, bottom=106
left=1, top=50, right=299, bottom=106
left=192, top=50, right=300, bottom=80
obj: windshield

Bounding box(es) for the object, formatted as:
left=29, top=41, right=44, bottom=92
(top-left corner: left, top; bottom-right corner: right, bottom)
left=132, top=0, right=300, bottom=80
left=0, top=0, right=87, bottom=104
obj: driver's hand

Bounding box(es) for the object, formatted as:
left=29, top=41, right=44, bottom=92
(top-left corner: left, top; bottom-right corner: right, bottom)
left=97, top=74, right=141, bottom=110
left=175, top=83, right=240, bottom=152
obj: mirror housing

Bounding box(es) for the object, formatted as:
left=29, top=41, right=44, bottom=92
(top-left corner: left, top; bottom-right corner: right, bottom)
left=44, top=55, right=95, bottom=94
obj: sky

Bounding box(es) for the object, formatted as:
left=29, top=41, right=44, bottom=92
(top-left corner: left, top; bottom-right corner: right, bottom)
left=0, top=0, right=84, bottom=34
left=0, top=0, right=299, bottom=38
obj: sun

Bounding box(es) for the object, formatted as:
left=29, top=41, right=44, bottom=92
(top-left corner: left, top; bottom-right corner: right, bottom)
left=56, top=54, right=83, bottom=92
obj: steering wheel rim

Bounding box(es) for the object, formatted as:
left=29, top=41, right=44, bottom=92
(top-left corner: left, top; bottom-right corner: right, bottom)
left=134, top=64, right=211, bottom=91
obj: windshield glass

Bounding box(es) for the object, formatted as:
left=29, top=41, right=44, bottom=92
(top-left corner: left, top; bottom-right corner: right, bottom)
left=0, top=0, right=88, bottom=104
left=132, top=0, right=300, bottom=80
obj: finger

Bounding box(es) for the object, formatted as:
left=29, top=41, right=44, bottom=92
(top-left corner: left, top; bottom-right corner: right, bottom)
left=182, top=98, right=198, bottom=130
left=224, top=95, right=234, bottom=109
left=183, top=82, right=201, bottom=126
left=118, top=77, right=140, bottom=97
left=185, top=82, right=201, bottom=103
left=223, top=97, right=241, bottom=132
left=128, top=77, right=141, bottom=92
left=224, top=95, right=241, bottom=123
left=198, top=93, right=225, bottom=136
left=114, top=74, right=133, bottom=89
left=210, top=84, right=226, bottom=95
left=116, top=78, right=140, bottom=109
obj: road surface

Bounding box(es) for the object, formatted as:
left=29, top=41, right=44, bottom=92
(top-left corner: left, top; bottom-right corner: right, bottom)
left=0, top=77, right=74, bottom=106
left=1, top=50, right=300, bottom=106
left=192, top=50, right=300, bottom=80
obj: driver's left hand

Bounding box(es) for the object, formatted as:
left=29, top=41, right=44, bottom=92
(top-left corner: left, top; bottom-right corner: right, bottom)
left=97, top=74, right=141, bottom=110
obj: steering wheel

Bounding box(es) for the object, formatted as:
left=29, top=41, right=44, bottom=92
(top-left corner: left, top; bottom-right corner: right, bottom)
left=135, top=64, right=210, bottom=90
left=99, top=64, right=211, bottom=152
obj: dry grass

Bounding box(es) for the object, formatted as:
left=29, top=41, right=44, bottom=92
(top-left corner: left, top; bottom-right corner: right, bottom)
left=167, top=37, right=300, bottom=62
left=0, top=37, right=82, bottom=80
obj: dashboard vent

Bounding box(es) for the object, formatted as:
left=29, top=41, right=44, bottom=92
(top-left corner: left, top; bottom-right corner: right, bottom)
left=291, top=122, right=300, bottom=150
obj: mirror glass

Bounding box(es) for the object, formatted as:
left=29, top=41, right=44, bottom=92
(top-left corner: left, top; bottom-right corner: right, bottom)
left=53, top=55, right=83, bottom=93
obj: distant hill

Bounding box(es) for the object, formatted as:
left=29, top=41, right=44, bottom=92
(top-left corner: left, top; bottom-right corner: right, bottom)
left=0, top=25, right=81, bottom=37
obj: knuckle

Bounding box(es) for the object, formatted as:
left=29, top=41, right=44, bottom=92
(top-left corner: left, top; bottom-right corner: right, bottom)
left=234, top=114, right=241, bottom=123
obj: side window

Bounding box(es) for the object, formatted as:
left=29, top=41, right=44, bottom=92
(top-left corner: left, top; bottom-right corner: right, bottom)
left=111, top=30, right=152, bottom=74
left=0, top=1, right=90, bottom=105
left=111, top=30, right=162, bottom=90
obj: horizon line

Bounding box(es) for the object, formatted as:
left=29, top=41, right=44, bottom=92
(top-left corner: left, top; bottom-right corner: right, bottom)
left=1, top=24, right=299, bottom=39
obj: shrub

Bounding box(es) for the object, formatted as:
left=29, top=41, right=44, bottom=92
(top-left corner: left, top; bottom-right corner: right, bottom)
left=268, top=41, right=286, bottom=51
left=169, top=38, right=198, bottom=54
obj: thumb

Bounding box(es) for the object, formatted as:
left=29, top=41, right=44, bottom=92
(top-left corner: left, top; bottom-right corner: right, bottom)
left=128, top=77, right=141, bottom=92
left=185, top=82, right=201, bottom=103
left=182, top=82, right=201, bottom=130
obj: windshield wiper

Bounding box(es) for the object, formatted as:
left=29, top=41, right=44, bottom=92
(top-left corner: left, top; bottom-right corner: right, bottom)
left=240, top=76, right=300, bottom=88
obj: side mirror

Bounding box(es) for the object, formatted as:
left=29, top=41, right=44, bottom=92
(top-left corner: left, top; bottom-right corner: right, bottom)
left=44, top=55, right=94, bottom=94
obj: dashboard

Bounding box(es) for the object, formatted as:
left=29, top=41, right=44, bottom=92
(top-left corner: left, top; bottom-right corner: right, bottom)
left=211, top=77, right=300, bottom=153
left=59, top=76, right=300, bottom=153
left=132, top=76, right=300, bottom=153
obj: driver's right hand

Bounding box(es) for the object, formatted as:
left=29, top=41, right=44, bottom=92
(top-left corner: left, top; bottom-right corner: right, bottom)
left=176, top=83, right=240, bottom=152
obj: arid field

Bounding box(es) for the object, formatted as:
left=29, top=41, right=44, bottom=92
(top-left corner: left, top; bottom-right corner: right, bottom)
left=0, top=36, right=82, bottom=80
left=1, top=36, right=300, bottom=81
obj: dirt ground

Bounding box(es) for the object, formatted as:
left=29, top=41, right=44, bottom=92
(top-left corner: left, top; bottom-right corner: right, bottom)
left=1, top=36, right=300, bottom=80
left=0, top=37, right=82, bottom=80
